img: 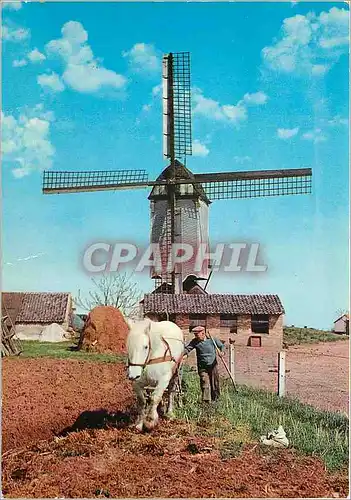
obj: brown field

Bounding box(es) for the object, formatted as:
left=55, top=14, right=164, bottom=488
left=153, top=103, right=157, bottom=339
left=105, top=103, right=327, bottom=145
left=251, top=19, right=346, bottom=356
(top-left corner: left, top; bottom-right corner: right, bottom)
left=1, top=344, right=349, bottom=498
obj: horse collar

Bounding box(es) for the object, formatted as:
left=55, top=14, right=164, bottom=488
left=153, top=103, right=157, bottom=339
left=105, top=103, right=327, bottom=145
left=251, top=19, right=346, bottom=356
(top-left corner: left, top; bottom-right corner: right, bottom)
left=127, top=333, right=177, bottom=368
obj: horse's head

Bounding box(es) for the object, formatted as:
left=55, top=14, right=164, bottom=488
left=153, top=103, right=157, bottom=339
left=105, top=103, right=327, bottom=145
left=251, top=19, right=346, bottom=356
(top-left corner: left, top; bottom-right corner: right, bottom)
left=126, top=318, right=152, bottom=381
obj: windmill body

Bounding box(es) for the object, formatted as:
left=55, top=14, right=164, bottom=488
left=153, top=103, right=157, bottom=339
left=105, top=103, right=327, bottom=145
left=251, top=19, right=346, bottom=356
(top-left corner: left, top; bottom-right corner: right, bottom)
left=149, top=160, right=210, bottom=287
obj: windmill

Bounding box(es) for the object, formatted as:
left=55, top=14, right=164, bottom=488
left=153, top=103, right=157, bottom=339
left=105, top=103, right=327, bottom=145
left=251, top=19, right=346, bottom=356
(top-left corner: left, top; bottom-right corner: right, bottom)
left=42, top=52, right=312, bottom=295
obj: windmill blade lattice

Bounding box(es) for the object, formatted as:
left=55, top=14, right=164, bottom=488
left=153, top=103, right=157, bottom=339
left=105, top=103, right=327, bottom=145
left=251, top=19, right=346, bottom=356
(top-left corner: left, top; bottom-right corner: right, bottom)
left=42, top=169, right=149, bottom=194
left=192, top=168, right=312, bottom=200
left=172, top=52, right=192, bottom=160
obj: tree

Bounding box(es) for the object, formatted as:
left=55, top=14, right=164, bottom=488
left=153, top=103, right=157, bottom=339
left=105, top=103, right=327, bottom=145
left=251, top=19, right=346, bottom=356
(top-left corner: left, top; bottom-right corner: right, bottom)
left=75, top=272, right=142, bottom=317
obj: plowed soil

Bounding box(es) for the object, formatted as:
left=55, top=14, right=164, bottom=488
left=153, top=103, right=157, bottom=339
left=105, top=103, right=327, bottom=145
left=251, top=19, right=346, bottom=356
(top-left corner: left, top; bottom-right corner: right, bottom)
left=2, top=358, right=134, bottom=453
left=2, top=357, right=348, bottom=498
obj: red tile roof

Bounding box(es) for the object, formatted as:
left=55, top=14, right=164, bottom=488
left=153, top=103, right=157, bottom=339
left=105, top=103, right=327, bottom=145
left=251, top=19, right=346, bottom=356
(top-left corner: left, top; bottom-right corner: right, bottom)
left=1, top=292, right=71, bottom=324
left=143, top=293, right=285, bottom=315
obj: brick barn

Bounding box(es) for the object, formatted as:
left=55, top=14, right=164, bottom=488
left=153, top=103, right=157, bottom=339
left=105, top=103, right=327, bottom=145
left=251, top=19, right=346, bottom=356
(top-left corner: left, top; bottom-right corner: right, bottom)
left=142, top=292, right=285, bottom=350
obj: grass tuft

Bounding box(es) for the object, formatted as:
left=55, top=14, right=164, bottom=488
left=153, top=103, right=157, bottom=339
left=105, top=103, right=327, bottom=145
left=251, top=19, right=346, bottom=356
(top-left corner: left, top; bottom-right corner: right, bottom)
left=14, top=341, right=125, bottom=363
left=175, top=367, right=349, bottom=471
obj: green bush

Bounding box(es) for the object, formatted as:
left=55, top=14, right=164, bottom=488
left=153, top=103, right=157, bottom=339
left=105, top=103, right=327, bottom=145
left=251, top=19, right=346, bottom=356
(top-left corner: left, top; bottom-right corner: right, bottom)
left=283, top=326, right=348, bottom=346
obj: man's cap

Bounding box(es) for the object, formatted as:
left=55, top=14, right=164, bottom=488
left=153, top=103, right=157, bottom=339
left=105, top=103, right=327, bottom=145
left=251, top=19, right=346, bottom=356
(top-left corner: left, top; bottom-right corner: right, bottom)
left=192, top=325, right=206, bottom=333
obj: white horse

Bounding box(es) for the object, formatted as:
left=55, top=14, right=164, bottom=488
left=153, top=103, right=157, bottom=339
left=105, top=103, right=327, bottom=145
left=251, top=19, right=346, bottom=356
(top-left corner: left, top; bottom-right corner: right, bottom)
left=126, top=318, right=184, bottom=431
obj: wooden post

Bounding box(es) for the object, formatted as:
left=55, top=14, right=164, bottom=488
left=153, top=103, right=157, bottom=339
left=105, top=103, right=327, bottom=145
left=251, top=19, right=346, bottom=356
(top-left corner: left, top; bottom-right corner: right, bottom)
left=229, top=339, right=235, bottom=382
left=277, top=351, right=286, bottom=397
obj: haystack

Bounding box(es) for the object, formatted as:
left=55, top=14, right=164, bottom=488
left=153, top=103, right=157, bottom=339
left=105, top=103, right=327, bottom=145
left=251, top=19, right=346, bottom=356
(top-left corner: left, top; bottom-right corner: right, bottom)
left=79, top=306, right=128, bottom=354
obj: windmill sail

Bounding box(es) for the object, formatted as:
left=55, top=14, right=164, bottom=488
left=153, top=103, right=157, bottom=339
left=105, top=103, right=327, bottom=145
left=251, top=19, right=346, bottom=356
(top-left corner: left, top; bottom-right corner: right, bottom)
left=163, top=52, right=192, bottom=163
left=162, top=55, right=171, bottom=159
left=42, top=170, right=150, bottom=194
left=42, top=50, right=313, bottom=296
left=193, top=168, right=312, bottom=200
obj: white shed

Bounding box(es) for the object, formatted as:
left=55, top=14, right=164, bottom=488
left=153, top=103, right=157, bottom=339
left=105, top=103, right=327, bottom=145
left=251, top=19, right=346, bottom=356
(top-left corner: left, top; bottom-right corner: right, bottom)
left=1, top=292, right=72, bottom=341
left=333, top=314, right=349, bottom=335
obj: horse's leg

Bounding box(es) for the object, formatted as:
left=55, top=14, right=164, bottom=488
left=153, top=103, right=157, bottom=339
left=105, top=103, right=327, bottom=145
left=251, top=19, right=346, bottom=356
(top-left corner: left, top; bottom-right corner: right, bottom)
left=133, top=381, right=146, bottom=432
left=165, top=375, right=176, bottom=418
left=143, top=379, right=170, bottom=431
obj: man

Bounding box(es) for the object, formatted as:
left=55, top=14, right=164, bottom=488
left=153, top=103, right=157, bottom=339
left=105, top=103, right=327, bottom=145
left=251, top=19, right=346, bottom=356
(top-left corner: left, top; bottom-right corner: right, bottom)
left=183, top=325, right=225, bottom=402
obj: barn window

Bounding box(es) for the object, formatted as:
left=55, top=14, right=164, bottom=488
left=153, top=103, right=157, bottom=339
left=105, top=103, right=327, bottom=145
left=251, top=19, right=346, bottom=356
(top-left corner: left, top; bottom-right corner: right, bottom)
left=189, top=313, right=207, bottom=332
left=251, top=314, right=269, bottom=334
left=220, top=314, right=237, bottom=333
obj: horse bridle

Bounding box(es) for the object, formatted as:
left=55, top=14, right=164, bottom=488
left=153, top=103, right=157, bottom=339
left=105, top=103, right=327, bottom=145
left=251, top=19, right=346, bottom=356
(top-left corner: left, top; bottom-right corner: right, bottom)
left=127, top=332, right=179, bottom=370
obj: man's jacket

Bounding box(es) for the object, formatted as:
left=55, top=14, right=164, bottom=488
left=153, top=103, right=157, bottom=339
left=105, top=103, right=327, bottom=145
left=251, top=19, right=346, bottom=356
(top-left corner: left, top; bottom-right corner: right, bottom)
left=184, top=337, right=224, bottom=370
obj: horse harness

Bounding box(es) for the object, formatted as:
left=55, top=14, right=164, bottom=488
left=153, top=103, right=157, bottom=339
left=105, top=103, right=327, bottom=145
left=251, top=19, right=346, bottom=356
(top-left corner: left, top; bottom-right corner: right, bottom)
left=127, top=334, right=183, bottom=374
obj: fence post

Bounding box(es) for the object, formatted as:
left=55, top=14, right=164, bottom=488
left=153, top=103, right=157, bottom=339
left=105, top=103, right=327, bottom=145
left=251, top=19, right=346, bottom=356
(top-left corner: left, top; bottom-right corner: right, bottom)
left=277, top=351, right=286, bottom=397
left=228, top=339, right=235, bottom=382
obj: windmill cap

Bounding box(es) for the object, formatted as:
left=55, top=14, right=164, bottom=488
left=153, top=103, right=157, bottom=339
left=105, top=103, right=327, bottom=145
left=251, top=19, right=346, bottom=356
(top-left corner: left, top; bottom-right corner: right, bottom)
left=192, top=325, right=206, bottom=333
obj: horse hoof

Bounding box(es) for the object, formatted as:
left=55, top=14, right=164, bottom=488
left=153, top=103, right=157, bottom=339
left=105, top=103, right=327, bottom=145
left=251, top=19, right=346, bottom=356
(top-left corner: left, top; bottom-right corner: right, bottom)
left=143, top=419, right=157, bottom=431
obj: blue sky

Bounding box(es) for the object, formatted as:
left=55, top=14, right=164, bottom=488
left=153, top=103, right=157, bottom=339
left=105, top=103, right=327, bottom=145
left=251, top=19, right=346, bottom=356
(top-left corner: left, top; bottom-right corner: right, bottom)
left=1, top=1, right=349, bottom=328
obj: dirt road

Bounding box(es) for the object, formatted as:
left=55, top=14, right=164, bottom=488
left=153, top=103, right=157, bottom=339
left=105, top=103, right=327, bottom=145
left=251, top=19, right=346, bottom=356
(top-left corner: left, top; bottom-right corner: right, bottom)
left=218, top=340, right=349, bottom=413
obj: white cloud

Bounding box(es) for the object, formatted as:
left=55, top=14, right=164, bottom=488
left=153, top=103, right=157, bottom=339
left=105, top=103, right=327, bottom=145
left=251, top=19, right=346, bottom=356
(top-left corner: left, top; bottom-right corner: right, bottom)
left=243, top=91, right=268, bottom=105
left=12, top=58, right=27, bottom=67
left=277, top=127, right=299, bottom=139
left=28, top=48, right=46, bottom=63
left=5, top=252, right=47, bottom=267
left=192, top=139, right=210, bottom=157
left=37, top=72, right=65, bottom=92
left=302, top=128, right=327, bottom=143
left=1, top=107, right=55, bottom=178
left=233, top=155, right=252, bottom=164
left=193, top=88, right=267, bottom=126
left=142, top=104, right=152, bottom=112
left=193, top=91, right=246, bottom=124
left=311, top=64, right=329, bottom=76
left=141, top=83, right=162, bottom=113
left=2, top=24, right=30, bottom=42
left=64, top=64, right=125, bottom=93
left=23, top=103, right=56, bottom=122
left=152, top=83, right=162, bottom=96
left=2, top=1, right=22, bottom=10
left=327, top=115, right=349, bottom=127
left=262, top=7, right=349, bottom=77
left=122, top=43, right=160, bottom=73
left=45, top=20, right=127, bottom=94
left=17, top=252, right=46, bottom=262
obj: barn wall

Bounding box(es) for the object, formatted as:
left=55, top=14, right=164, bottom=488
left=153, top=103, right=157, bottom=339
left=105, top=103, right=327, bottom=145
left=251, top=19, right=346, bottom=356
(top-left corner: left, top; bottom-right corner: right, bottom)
left=15, top=323, right=67, bottom=341
left=63, top=294, right=72, bottom=329
left=233, top=314, right=283, bottom=350
left=334, top=318, right=346, bottom=334
left=177, top=313, right=283, bottom=351
left=15, top=324, right=44, bottom=340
